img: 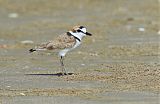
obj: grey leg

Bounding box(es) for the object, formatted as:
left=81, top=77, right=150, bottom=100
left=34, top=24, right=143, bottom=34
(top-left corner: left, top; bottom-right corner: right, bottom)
left=60, top=56, right=67, bottom=75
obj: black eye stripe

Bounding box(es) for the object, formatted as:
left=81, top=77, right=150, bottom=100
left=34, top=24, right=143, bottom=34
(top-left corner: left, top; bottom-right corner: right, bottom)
left=79, top=26, right=84, bottom=29
left=77, top=29, right=86, bottom=34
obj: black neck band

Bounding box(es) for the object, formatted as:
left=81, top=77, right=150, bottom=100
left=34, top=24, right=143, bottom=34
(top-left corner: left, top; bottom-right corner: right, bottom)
left=67, top=32, right=81, bottom=42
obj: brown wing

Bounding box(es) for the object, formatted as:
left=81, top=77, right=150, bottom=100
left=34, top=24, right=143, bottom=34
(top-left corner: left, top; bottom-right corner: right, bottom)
left=45, top=33, right=76, bottom=50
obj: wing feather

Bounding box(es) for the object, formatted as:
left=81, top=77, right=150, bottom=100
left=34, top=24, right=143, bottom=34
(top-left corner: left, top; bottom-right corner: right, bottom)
left=45, top=33, right=76, bottom=50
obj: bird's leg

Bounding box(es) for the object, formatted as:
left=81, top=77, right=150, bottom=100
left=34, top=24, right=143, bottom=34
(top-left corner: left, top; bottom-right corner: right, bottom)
left=60, top=56, right=67, bottom=75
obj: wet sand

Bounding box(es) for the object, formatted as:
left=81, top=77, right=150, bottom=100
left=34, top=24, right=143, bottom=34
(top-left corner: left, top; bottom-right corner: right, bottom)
left=0, top=0, right=159, bottom=104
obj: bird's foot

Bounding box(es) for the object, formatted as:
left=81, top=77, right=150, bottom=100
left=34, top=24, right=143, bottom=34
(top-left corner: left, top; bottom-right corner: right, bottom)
left=64, top=72, right=68, bottom=75
left=61, top=72, right=68, bottom=76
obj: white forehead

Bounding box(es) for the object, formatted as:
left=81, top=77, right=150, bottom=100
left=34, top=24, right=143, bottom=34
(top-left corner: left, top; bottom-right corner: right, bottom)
left=80, top=28, right=86, bottom=33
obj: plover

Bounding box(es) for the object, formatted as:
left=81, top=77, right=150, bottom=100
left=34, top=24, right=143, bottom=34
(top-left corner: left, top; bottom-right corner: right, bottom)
left=29, top=26, right=92, bottom=75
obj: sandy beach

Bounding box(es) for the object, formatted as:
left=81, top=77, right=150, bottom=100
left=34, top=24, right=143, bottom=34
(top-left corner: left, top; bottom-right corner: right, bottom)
left=0, top=0, right=159, bottom=104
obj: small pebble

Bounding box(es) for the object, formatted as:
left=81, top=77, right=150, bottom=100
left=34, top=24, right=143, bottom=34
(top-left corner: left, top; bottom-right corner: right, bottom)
left=138, top=27, right=145, bottom=32
left=81, top=64, right=85, bottom=66
left=8, top=13, right=18, bottom=18
left=21, top=40, right=34, bottom=45
left=20, top=93, right=25, bottom=96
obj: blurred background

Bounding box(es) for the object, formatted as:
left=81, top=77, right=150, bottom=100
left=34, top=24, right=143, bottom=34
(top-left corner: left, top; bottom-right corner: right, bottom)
left=0, top=0, right=159, bottom=63
left=0, top=0, right=159, bottom=104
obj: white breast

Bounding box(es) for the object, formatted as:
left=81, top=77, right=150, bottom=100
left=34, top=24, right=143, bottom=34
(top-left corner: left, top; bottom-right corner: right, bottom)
left=58, top=40, right=81, bottom=57
left=71, top=40, right=81, bottom=49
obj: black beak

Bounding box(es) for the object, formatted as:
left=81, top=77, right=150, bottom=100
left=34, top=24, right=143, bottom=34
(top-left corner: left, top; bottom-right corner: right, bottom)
left=86, top=32, right=92, bottom=36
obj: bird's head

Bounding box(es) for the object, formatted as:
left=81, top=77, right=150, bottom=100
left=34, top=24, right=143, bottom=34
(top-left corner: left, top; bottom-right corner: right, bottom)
left=70, top=25, right=92, bottom=37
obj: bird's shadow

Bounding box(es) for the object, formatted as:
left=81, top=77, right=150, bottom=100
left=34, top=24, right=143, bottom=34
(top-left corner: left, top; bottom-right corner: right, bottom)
left=25, top=72, right=74, bottom=77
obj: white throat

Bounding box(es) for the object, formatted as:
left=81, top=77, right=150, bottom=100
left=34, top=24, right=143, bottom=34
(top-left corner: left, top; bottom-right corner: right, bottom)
left=69, top=31, right=85, bottom=41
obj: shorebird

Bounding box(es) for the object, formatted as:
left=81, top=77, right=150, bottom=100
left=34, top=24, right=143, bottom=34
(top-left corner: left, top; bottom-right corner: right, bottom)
left=29, top=26, right=92, bottom=75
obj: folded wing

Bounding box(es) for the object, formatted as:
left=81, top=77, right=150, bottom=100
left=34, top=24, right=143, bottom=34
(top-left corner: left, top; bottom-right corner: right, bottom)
left=37, top=33, right=76, bottom=50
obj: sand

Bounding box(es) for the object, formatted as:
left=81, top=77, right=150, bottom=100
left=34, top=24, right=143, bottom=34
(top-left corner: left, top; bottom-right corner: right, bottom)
left=0, top=0, right=159, bottom=104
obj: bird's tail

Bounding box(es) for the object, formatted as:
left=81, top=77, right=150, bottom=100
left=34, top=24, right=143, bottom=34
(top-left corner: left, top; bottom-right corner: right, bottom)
left=29, top=48, right=36, bottom=53
left=29, top=48, right=47, bottom=53
left=29, top=42, right=50, bottom=53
